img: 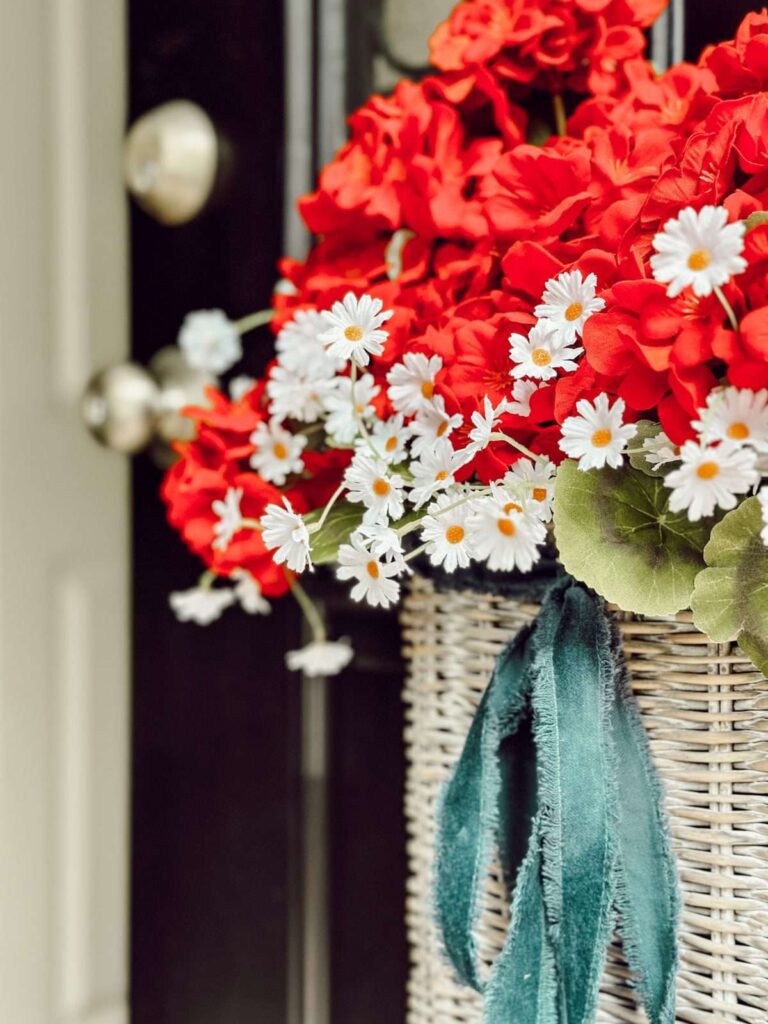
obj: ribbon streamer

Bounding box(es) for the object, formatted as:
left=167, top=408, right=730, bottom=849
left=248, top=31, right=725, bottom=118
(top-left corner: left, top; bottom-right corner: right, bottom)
left=434, top=578, right=679, bottom=1024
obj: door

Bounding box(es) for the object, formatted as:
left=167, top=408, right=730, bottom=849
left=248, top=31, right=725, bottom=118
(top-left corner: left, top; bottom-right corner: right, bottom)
left=0, top=2, right=130, bottom=1023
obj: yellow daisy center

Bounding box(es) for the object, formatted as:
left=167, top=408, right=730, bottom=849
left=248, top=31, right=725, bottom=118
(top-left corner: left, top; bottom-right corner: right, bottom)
left=687, top=249, right=711, bottom=272
left=273, top=442, right=288, bottom=459
left=445, top=525, right=465, bottom=545
left=503, top=501, right=522, bottom=514
left=497, top=518, right=516, bottom=537
left=435, top=470, right=449, bottom=481
left=727, top=422, right=750, bottom=441
left=436, top=421, right=448, bottom=437
left=372, top=478, right=391, bottom=497
left=367, top=560, right=380, bottom=579
left=591, top=428, right=613, bottom=448
left=344, top=325, right=364, bottom=342
left=421, top=380, right=435, bottom=399
left=532, top=486, right=548, bottom=502
left=697, top=461, right=720, bottom=480
left=565, top=302, right=584, bottom=322
left=385, top=436, right=398, bottom=452
left=531, top=348, right=552, bottom=367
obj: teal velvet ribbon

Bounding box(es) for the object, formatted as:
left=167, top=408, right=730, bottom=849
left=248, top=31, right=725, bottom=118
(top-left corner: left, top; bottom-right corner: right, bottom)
left=435, top=578, right=679, bottom=1024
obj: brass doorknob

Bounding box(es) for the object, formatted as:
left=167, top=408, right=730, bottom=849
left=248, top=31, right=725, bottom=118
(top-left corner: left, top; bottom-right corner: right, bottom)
left=82, top=347, right=215, bottom=458
left=124, top=100, right=219, bottom=225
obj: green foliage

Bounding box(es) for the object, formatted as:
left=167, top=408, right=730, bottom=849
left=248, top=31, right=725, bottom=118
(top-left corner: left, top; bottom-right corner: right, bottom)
left=691, top=497, right=768, bottom=675
left=306, top=502, right=365, bottom=565
left=553, top=460, right=712, bottom=616
left=627, top=420, right=669, bottom=477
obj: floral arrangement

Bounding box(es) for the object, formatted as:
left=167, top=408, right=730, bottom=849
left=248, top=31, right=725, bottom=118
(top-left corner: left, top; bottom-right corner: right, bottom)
left=163, top=2, right=768, bottom=679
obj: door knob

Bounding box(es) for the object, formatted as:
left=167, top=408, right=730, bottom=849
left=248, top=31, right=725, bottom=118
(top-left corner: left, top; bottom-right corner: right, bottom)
left=82, top=347, right=216, bottom=459
left=124, top=100, right=219, bottom=225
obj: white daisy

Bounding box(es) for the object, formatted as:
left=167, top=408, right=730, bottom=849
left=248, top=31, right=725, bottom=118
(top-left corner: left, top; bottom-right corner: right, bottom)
left=231, top=569, right=271, bottom=615
left=178, top=309, right=242, bottom=374
left=343, top=453, right=406, bottom=525
left=352, top=522, right=407, bottom=570
left=642, top=431, right=681, bottom=469
left=664, top=441, right=759, bottom=521
left=467, top=490, right=546, bottom=573
left=319, top=292, right=393, bottom=367
left=693, top=387, right=768, bottom=452
left=169, top=586, right=236, bottom=626
left=509, top=320, right=582, bottom=381
left=322, top=373, right=380, bottom=444
left=230, top=375, right=256, bottom=402
left=250, top=419, right=307, bottom=485
left=650, top=205, right=747, bottom=298
left=267, top=363, right=336, bottom=423
left=758, top=487, right=768, bottom=545
left=286, top=639, right=354, bottom=678
left=387, top=353, right=444, bottom=415
left=336, top=536, right=401, bottom=608
left=559, top=394, right=637, bottom=471
left=508, top=379, right=545, bottom=418
left=261, top=498, right=312, bottom=573
left=211, top=487, right=244, bottom=551
left=504, top=457, right=556, bottom=522
left=275, top=308, right=343, bottom=374
left=356, top=415, right=409, bottom=464
left=420, top=492, right=476, bottom=572
left=409, top=438, right=469, bottom=509
left=534, top=270, right=605, bottom=343
left=409, top=396, right=464, bottom=458
left=465, top=396, right=510, bottom=457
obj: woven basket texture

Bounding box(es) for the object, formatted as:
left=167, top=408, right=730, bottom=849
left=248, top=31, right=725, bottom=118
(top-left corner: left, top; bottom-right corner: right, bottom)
left=401, top=575, right=768, bottom=1024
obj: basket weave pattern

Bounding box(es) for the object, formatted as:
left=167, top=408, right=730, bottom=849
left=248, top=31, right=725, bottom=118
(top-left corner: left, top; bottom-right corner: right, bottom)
left=401, top=575, right=768, bottom=1024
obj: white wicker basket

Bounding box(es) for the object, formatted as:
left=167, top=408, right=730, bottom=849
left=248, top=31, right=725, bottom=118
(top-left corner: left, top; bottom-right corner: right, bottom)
left=401, top=574, right=768, bottom=1024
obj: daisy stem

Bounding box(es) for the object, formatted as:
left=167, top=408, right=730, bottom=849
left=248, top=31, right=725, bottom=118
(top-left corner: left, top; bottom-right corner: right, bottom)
left=235, top=309, right=274, bottom=335
left=312, top=482, right=347, bottom=533
left=348, top=362, right=375, bottom=450
left=241, top=518, right=263, bottom=531
left=490, top=432, right=539, bottom=461
left=404, top=542, right=429, bottom=564
left=397, top=489, right=490, bottom=537
left=198, top=569, right=216, bottom=589
left=298, top=422, right=326, bottom=436
left=552, top=93, right=567, bottom=137
left=713, top=285, right=739, bottom=332
left=289, top=577, right=327, bottom=643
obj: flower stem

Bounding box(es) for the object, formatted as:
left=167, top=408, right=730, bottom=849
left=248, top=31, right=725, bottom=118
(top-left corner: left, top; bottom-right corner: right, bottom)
left=404, top=542, right=429, bottom=564
left=490, top=432, right=539, bottom=461
left=236, top=309, right=274, bottom=335
left=552, top=93, right=567, bottom=137
left=241, top=517, right=263, bottom=531
left=311, top=481, right=347, bottom=533
left=349, top=362, right=373, bottom=445
left=289, top=577, right=327, bottom=643
left=198, top=569, right=216, bottom=589
left=713, top=285, right=739, bottom=332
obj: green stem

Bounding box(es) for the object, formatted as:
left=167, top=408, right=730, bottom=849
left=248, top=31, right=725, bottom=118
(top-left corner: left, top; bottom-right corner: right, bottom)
left=713, top=285, right=739, bottom=332
left=236, top=309, right=274, bottom=335
left=404, top=542, right=429, bottom=564
left=311, top=482, right=346, bottom=533
left=289, top=578, right=327, bottom=643
left=198, top=569, right=216, bottom=589
left=490, top=432, right=539, bottom=461
left=552, top=93, right=567, bottom=137
left=241, top=517, right=263, bottom=531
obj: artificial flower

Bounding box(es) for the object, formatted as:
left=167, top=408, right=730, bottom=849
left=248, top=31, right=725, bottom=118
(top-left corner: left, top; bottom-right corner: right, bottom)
left=319, top=292, right=393, bottom=367
left=509, top=321, right=583, bottom=381
left=694, top=387, right=768, bottom=451
left=232, top=569, right=272, bottom=615
left=504, top=457, right=556, bottom=521
left=464, top=396, right=510, bottom=457
left=409, top=438, right=468, bottom=509
left=169, top=585, right=236, bottom=626
left=178, top=309, right=242, bottom=374
left=344, top=453, right=406, bottom=525
left=420, top=491, right=476, bottom=572
left=467, top=490, right=546, bottom=573
left=507, top=379, right=545, bottom=418
left=285, top=639, right=354, bottom=677
left=664, top=441, right=759, bottom=521
left=322, top=373, right=380, bottom=444
left=387, top=353, right=444, bottom=414
left=261, top=498, right=312, bottom=572
left=211, top=487, right=244, bottom=551
left=357, top=415, right=409, bottom=464
left=250, top=420, right=308, bottom=485
left=642, top=431, right=681, bottom=468
left=650, top=206, right=747, bottom=298
left=276, top=308, right=344, bottom=374
left=336, top=536, right=401, bottom=607
left=267, top=362, right=336, bottom=423
left=559, top=394, right=637, bottom=470
left=534, top=271, right=606, bottom=344
left=352, top=522, right=407, bottom=569
left=409, top=397, right=464, bottom=458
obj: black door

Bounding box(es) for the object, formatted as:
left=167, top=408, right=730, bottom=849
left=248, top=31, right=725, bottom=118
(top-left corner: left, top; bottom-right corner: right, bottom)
left=128, top=1, right=763, bottom=1022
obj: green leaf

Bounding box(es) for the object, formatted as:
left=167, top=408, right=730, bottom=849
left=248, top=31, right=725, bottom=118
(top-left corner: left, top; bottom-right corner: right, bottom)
left=553, top=460, right=713, bottom=616
left=307, top=501, right=365, bottom=565
left=745, top=210, right=768, bottom=233
left=627, top=420, right=667, bottom=477
left=691, top=497, right=768, bottom=674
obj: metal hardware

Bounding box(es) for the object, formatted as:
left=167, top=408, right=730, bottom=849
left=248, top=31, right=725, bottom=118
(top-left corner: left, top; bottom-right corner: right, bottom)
left=81, top=347, right=215, bottom=458
left=124, top=100, right=218, bottom=225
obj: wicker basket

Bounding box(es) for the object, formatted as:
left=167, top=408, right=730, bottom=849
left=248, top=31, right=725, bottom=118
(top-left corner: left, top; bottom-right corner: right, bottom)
left=401, top=574, right=768, bottom=1024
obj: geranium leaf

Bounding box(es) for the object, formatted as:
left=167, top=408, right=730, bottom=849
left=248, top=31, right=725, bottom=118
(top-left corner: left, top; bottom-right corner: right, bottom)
left=627, top=420, right=667, bottom=477
left=691, top=497, right=768, bottom=675
left=307, top=501, right=365, bottom=565
left=553, top=460, right=712, bottom=616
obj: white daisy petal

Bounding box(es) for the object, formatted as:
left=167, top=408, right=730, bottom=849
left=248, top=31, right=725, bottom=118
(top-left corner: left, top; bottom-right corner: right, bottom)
left=534, top=270, right=605, bottom=343
left=386, top=353, right=444, bottom=415
left=261, top=498, right=312, bottom=573
left=650, top=205, right=746, bottom=298
left=693, top=387, right=768, bottom=452
left=509, top=320, right=583, bottom=381
left=420, top=492, right=476, bottom=572
left=250, top=419, right=307, bottom=485
left=285, top=639, right=354, bottom=677
left=336, top=536, right=401, bottom=608
left=169, top=586, right=236, bottom=626
left=558, top=393, right=637, bottom=471
left=344, top=453, right=406, bottom=526
left=664, top=441, right=759, bottom=521
left=318, top=291, right=393, bottom=368
left=178, top=310, right=242, bottom=374
left=467, top=488, right=546, bottom=573
left=211, top=487, right=244, bottom=551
